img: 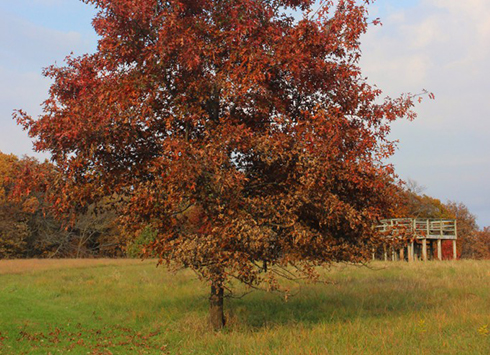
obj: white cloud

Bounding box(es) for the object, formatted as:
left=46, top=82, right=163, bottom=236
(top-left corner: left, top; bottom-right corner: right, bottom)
left=0, top=10, right=94, bottom=160
left=0, top=13, right=93, bottom=71
left=360, top=0, right=490, bottom=226
left=0, top=67, right=51, bottom=159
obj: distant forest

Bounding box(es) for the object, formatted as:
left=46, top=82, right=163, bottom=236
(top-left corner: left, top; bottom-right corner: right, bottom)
left=1, top=151, right=489, bottom=259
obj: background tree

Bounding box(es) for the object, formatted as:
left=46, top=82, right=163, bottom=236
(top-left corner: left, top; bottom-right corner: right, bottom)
left=0, top=152, right=29, bottom=258
left=473, top=227, right=490, bottom=259
left=0, top=152, right=62, bottom=258
left=444, top=201, right=478, bottom=258
left=391, top=180, right=480, bottom=259
left=16, top=0, right=417, bottom=329
left=393, top=179, right=453, bottom=219
left=0, top=151, right=122, bottom=258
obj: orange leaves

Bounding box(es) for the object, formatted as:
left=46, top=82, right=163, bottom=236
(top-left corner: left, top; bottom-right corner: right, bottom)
left=15, top=0, right=418, bottom=291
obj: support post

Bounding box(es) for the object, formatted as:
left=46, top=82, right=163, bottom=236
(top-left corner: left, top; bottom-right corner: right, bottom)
left=408, top=241, right=414, bottom=262
left=383, top=244, right=388, bottom=261
left=422, top=239, right=427, bottom=261
left=437, top=239, right=442, bottom=261
left=452, top=240, right=457, bottom=260
left=399, top=247, right=405, bottom=261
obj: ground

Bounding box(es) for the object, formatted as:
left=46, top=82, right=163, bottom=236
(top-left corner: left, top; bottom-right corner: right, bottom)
left=0, top=259, right=489, bottom=354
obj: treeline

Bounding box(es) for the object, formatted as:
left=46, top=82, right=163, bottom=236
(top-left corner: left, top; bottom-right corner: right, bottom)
left=1, top=152, right=489, bottom=259
left=0, top=152, right=124, bottom=258
left=391, top=180, right=490, bottom=259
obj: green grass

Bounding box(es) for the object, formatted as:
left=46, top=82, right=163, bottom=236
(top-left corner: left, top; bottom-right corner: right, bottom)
left=1, top=260, right=489, bottom=354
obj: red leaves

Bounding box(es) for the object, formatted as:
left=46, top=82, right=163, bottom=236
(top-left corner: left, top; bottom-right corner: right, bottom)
left=16, top=323, right=165, bottom=354
left=17, top=0, right=417, bottom=289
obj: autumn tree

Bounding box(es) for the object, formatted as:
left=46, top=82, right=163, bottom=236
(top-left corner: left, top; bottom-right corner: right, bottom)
left=0, top=152, right=29, bottom=258
left=473, top=227, right=490, bottom=259
left=0, top=152, right=61, bottom=258
left=444, top=201, right=478, bottom=258
left=16, top=0, right=417, bottom=329
left=392, top=179, right=452, bottom=219
left=392, top=181, right=480, bottom=259
left=0, top=152, right=122, bottom=258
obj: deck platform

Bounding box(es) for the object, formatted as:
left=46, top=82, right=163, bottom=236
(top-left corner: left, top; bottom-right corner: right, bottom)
left=375, top=218, right=457, bottom=261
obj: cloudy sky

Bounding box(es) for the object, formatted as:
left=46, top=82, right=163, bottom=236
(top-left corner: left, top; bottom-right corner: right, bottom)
left=1, top=0, right=489, bottom=226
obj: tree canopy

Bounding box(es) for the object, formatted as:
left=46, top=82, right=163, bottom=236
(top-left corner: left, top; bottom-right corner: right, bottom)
left=16, top=0, right=417, bottom=328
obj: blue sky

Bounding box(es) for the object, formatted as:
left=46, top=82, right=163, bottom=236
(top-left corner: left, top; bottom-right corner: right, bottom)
left=1, top=0, right=490, bottom=227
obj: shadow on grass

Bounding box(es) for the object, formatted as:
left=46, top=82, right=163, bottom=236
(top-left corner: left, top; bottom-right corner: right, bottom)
left=225, top=276, right=437, bottom=329
left=1, top=263, right=440, bottom=336
left=127, top=270, right=440, bottom=331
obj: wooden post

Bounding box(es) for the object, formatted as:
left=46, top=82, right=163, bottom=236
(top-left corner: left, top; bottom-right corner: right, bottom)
left=399, top=247, right=405, bottom=261
left=408, top=241, right=414, bottom=262
left=452, top=240, right=457, bottom=260
left=437, top=239, right=442, bottom=261
left=383, top=244, right=388, bottom=261
left=422, top=239, right=427, bottom=261
left=392, top=246, right=395, bottom=261
left=455, top=219, right=458, bottom=241
left=372, top=248, right=376, bottom=261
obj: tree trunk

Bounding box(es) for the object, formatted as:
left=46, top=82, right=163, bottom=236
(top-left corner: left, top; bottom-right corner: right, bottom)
left=209, top=280, right=225, bottom=330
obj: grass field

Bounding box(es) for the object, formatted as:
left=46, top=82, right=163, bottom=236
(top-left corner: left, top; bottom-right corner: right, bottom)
left=0, top=259, right=489, bottom=354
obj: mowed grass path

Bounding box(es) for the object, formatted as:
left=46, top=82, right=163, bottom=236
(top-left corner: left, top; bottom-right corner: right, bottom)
left=0, top=259, right=489, bottom=354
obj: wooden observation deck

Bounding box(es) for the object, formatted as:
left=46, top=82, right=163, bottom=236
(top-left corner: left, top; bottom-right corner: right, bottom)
left=374, top=218, right=458, bottom=261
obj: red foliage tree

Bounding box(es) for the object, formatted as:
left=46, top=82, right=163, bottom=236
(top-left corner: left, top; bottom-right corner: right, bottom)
left=16, top=0, right=416, bottom=329
left=0, top=152, right=55, bottom=258
left=1, top=152, right=122, bottom=258
left=445, top=201, right=478, bottom=258
left=473, top=227, right=490, bottom=259
left=0, top=152, right=29, bottom=257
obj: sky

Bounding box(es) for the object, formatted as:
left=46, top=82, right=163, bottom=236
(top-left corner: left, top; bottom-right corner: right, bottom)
left=1, top=0, right=489, bottom=226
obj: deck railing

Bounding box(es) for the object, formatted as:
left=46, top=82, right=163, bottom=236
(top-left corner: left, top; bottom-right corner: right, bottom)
left=376, top=218, right=457, bottom=240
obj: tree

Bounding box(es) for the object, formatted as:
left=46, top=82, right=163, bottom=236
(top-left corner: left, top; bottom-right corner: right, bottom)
left=392, top=181, right=480, bottom=259
left=473, top=227, right=490, bottom=259
left=0, top=152, right=62, bottom=258
left=393, top=180, right=453, bottom=219
left=0, top=152, right=29, bottom=258
left=444, top=201, right=478, bottom=258
left=1, top=152, right=123, bottom=258
left=16, top=0, right=417, bottom=329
